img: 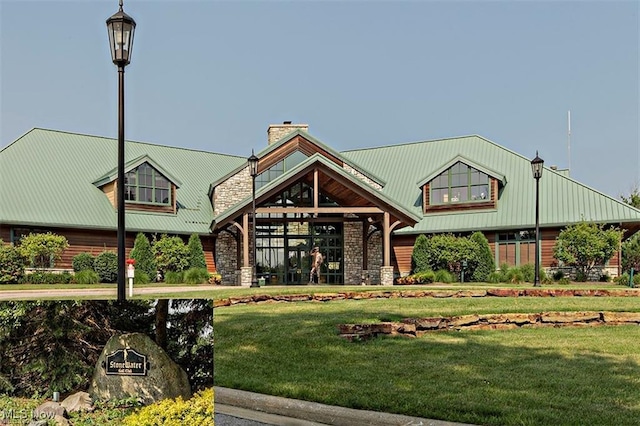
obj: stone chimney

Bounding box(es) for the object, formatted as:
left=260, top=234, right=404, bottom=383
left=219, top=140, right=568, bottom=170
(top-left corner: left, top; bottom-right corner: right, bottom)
left=267, top=121, right=309, bottom=145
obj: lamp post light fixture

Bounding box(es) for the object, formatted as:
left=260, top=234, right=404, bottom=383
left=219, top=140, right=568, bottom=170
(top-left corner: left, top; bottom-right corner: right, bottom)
left=248, top=150, right=260, bottom=288
left=106, top=0, right=136, bottom=301
left=531, top=151, right=544, bottom=287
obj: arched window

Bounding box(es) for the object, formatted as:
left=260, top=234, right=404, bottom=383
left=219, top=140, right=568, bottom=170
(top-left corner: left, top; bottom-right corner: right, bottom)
left=430, top=162, right=489, bottom=205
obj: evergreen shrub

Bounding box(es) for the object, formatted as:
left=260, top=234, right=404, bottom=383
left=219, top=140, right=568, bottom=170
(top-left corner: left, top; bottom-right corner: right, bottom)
left=187, top=234, right=207, bottom=270
left=95, top=251, right=118, bottom=283
left=72, top=253, right=95, bottom=272
left=21, top=271, right=72, bottom=284
left=0, top=241, right=25, bottom=284
left=130, top=233, right=156, bottom=278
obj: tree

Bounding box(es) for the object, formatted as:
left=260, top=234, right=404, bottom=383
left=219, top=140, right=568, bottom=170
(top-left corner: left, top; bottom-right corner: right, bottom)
left=17, top=232, right=69, bottom=269
left=153, top=235, right=189, bottom=273
left=621, top=186, right=640, bottom=208
left=187, top=233, right=207, bottom=270
left=622, top=234, right=640, bottom=273
left=130, top=233, right=156, bottom=278
left=553, top=222, right=622, bottom=280
left=425, top=234, right=477, bottom=276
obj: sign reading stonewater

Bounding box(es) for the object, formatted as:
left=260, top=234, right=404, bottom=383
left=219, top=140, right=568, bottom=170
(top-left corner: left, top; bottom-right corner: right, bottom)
left=104, top=348, right=148, bottom=376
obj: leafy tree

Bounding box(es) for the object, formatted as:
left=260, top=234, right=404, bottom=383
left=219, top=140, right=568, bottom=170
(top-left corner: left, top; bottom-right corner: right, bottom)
left=153, top=235, right=189, bottom=273
left=425, top=234, right=477, bottom=275
left=130, top=233, right=157, bottom=278
left=0, top=241, right=25, bottom=284
left=622, top=234, right=640, bottom=273
left=621, top=187, right=640, bottom=208
left=187, top=233, right=207, bottom=270
left=469, top=232, right=495, bottom=282
left=17, top=232, right=69, bottom=269
left=411, top=234, right=430, bottom=273
left=553, top=222, right=622, bottom=280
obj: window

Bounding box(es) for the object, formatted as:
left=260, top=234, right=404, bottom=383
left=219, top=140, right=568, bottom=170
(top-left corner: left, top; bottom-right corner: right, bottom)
left=496, top=230, right=536, bottom=267
left=124, top=162, right=171, bottom=205
left=256, top=150, right=308, bottom=189
left=430, top=162, right=489, bottom=205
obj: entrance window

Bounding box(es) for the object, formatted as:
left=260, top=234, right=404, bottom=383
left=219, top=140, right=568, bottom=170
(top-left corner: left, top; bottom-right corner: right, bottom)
left=256, top=150, right=308, bottom=189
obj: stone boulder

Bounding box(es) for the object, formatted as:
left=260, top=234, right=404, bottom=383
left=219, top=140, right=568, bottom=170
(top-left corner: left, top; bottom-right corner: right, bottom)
left=61, top=391, right=93, bottom=413
left=88, top=332, right=191, bottom=405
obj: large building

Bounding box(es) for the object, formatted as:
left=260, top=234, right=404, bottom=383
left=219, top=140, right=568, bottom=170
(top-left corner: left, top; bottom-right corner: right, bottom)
left=2, top=123, right=639, bottom=285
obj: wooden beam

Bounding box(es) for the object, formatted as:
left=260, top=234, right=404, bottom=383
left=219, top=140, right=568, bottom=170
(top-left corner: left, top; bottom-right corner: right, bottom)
left=383, top=212, right=391, bottom=266
left=362, top=220, right=368, bottom=271
left=255, top=207, right=383, bottom=214
left=314, top=169, right=319, bottom=209
left=242, top=212, right=249, bottom=267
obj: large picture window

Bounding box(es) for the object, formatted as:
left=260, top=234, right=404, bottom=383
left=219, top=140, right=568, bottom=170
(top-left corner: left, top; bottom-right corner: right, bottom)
left=256, top=150, right=308, bottom=189
left=124, top=162, right=171, bottom=205
left=430, top=162, right=489, bottom=205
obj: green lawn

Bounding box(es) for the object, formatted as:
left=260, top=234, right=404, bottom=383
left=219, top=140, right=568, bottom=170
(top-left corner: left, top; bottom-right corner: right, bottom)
left=214, top=295, right=640, bottom=426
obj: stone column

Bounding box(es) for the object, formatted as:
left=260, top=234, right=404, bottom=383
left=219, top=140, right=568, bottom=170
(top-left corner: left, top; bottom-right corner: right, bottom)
left=380, top=266, right=394, bottom=286
left=240, top=266, right=253, bottom=287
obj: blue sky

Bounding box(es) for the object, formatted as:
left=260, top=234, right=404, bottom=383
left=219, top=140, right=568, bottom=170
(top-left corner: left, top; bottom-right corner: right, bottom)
left=1, top=0, right=638, bottom=198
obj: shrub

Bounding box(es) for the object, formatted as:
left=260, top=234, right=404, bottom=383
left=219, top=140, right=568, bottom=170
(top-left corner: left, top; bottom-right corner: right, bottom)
left=599, top=273, right=611, bottom=282
left=95, top=251, right=118, bottom=283
left=187, top=234, right=207, bottom=270
left=130, top=233, right=156, bottom=278
left=488, top=271, right=502, bottom=284
left=21, top=271, right=72, bottom=284
left=73, top=270, right=100, bottom=285
left=469, top=232, right=495, bottom=282
left=0, top=241, right=25, bottom=284
left=122, top=387, right=213, bottom=426
left=413, top=270, right=435, bottom=284
left=558, top=277, right=571, bottom=285
left=72, top=253, right=95, bottom=272
left=153, top=235, right=189, bottom=273
left=18, top=232, right=69, bottom=269
left=134, top=271, right=151, bottom=285
left=411, top=234, right=430, bottom=273
left=208, top=273, right=222, bottom=285
left=505, top=267, right=524, bottom=284
left=519, top=264, right=535, bottom=283
left=184, top=268, right=210, bottom=284
left=434, top=269, right=454, bottom=283
left=575, top=270, right=588, bottom=282
left=164, top=271, right=183, bottom=284
left=552, top=270, right=565, bottom=281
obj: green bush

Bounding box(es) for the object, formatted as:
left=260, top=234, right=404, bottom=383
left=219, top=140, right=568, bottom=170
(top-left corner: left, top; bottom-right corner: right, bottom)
left=72, top=252, right=95, bottom=272
left=184, top=268, right=210, bottom=284
left=187, top=234, right=207, bottom=270
left=73, top=269, right=100, bottom=284
left=130, top=233, right=156, bottom=278
left=469, top=232, right=495, bottom=282
left=0, top=241, right=25, bottom=284
left=488, top=271, right=502, bottom=284
left=413, top=270, right=435, bottom=284
left=153, top=235, right=189, bottom=273
left=164, top=271, right=183, bottom=284
left=411, top=234, right=430, bottom=273
left=552, top=270, right=565, bottom=281
left=18, top=232, right=69, bottom=269
left=134, top=271, right=151, bottom=285
left=21, top=271, right=72, bottom=284
left=122, top=387, right=213, bottom=426
left=520, top=264, right=535, bottom=282
left=505, top=267, right=524, bottom=284
left=95, top=251, right=118, bottom=283
left=434, top=269, right=454, bottom=283
left=575, top=270, right=588, bottom=282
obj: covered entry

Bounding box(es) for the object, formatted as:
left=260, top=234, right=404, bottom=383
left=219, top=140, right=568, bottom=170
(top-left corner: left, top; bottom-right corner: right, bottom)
left=210, top=134, right=420, bottom=286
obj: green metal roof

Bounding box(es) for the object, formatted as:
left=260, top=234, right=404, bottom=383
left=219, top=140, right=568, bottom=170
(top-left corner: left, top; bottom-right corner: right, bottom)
left=341, top=135, right=640, bottom=235
left=2, top=129, right=640, bottom=238
left=0, top=128, right=245, bottom=235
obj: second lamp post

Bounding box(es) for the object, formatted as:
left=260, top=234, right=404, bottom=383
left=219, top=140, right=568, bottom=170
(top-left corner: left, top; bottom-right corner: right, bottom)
left=531, top=152, right=544, bottom=287
left=248, top=151, right=260, bottom=288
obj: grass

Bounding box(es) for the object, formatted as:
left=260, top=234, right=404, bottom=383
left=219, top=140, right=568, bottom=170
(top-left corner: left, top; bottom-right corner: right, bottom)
left=214, top=295, right=640, bottom=426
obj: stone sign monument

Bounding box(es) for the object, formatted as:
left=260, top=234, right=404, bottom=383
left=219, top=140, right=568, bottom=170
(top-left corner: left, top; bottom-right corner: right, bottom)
left=88, top=332, right=191, bottom=405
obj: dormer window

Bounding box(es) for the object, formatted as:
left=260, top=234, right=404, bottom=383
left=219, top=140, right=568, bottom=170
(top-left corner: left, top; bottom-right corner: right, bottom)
left=125, top=162, right=171, bottom=205
left=430, top=162, right=489, bottom=205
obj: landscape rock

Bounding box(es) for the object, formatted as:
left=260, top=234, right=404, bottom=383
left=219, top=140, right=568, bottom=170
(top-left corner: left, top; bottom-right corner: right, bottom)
left=88, top=332, right=191, bottom=405
left=61, top=391, right=93, bottom=413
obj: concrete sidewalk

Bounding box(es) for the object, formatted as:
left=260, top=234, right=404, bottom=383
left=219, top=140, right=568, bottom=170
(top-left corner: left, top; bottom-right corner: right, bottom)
left=215, top=387, right=474, bottom=426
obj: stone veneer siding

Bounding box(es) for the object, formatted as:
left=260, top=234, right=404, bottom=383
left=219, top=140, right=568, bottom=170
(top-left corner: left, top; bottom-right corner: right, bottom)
left=380, top=266, right=394, bottom=286
left=343, top=222, right=363, bottom=284
left=342, top=164, right=383, bottom=191
left=366, top=230, right=382, bottom=284
left=216, top=232, right=239, bottom=285
left=214, top=167, right=252, bottom=214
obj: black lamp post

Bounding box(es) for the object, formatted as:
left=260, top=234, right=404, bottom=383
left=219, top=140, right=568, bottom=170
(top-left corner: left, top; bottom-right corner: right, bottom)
left=531, top=152, right=544, bottom=287
left=106, top=0, right=136, bottom=301
left=248, top=151, right=260, bottom=288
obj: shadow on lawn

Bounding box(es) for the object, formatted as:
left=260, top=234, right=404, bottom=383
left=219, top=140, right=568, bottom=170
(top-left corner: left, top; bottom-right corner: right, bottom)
left=214, top=307, right=640, bottom=426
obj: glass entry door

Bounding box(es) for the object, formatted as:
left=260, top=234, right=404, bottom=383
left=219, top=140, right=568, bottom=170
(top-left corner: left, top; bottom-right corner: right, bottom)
left=287, top=246, right=309, bottom=284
